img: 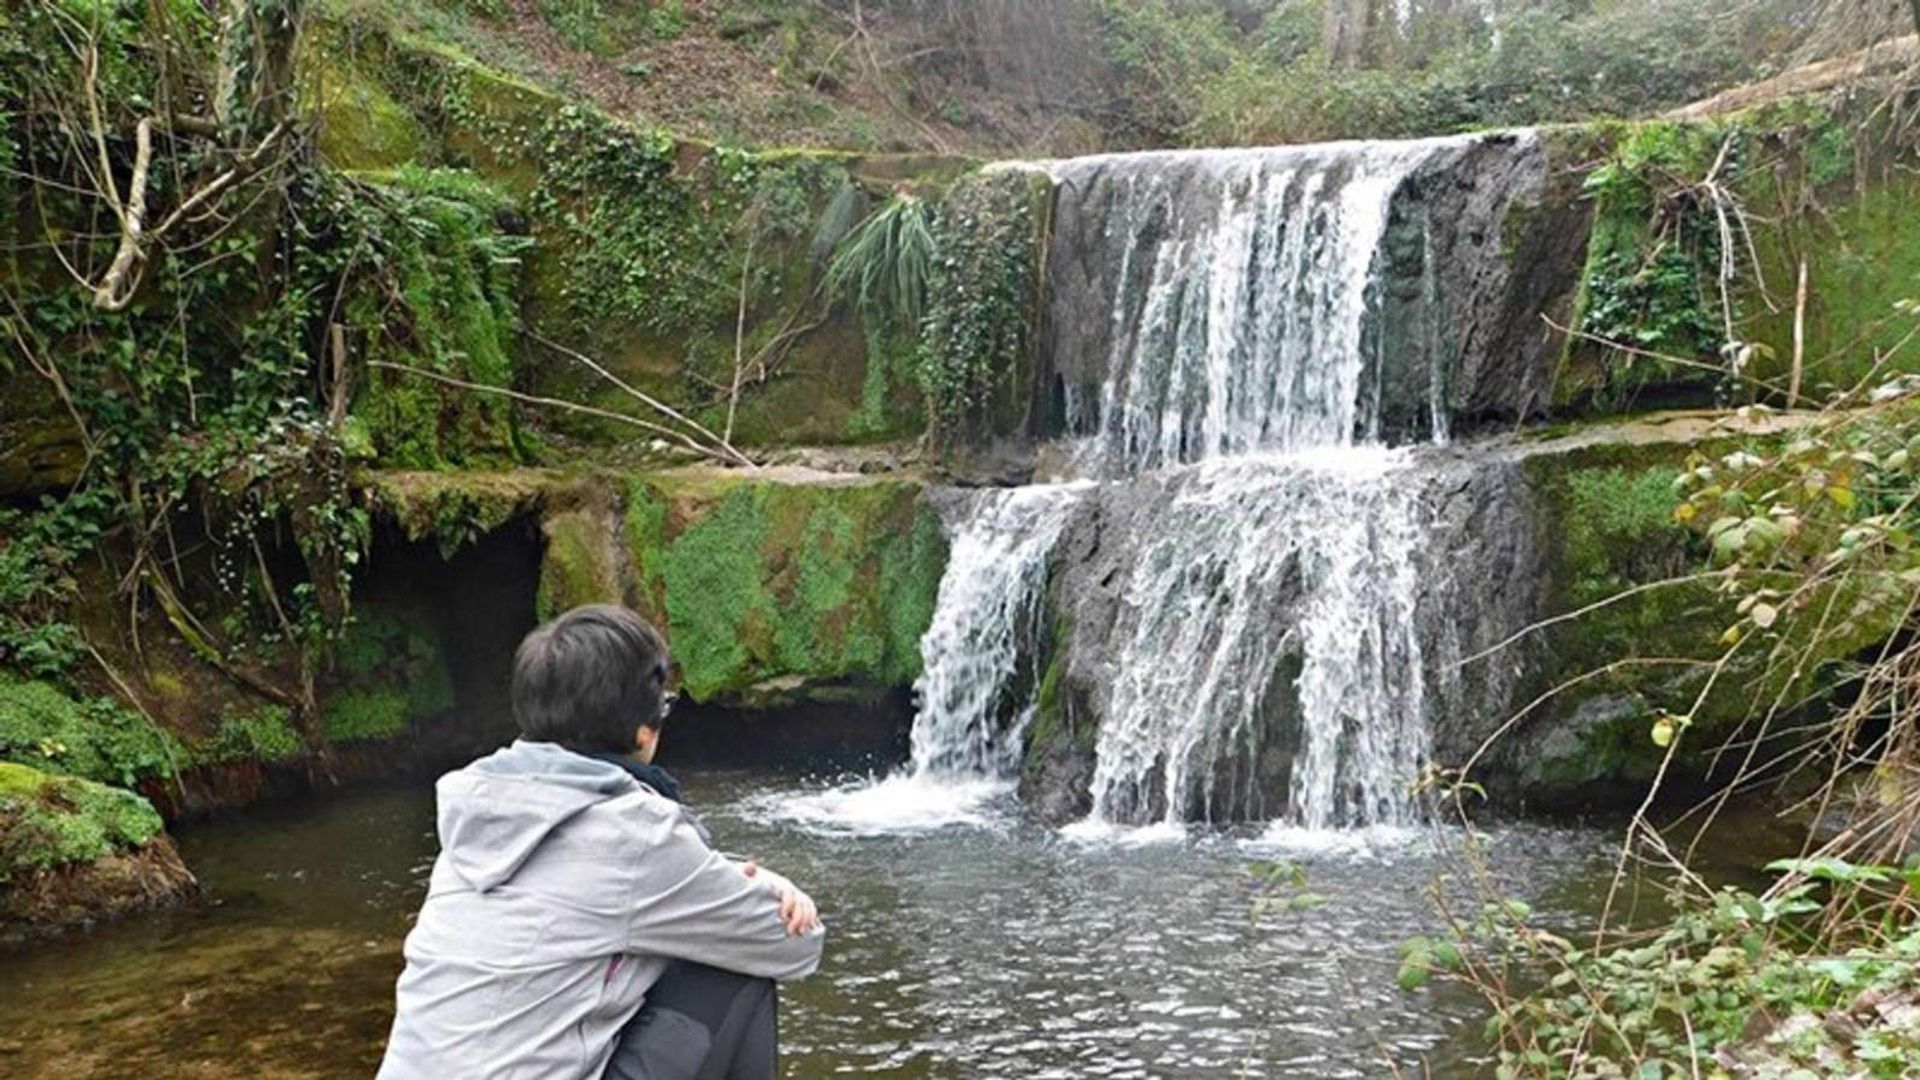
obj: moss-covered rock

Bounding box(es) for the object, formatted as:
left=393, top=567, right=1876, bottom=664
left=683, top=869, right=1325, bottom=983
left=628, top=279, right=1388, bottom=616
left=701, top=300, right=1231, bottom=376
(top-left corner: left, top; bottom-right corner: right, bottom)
left=344, top=166, right=530, bottom=471
left=537, top=505, right=626, bottom=620
left=1503, top=416, right=1897, bottom=802
left=0, top=762, right=195, bottom=941
left=0, top=675, right=179, bottom=789
left=623, top=471, right=946, bottom=702
left=1018, top=621, right=1097, bottom=823
left=0, top=762, right=168, bottom=880
left=319, top=603, right=459, bottom=746
left=364, top=467, right=563, bottom=555
left=307, top=44, right=427, bottom=170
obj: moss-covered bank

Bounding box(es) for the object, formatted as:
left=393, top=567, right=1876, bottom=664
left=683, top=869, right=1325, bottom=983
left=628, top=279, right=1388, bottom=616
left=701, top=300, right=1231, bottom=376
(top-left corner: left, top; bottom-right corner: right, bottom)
left=1552, top=98, right=1920, bottom=413
left=1496, top=412, right=1896, bottom=802
left=306, top=14, right=979, bottom=451
left=528, top=468, right=948, bottom=703
left=369, top=464, right=951, bottom=706
left=0, top=762, right=195, bottom=943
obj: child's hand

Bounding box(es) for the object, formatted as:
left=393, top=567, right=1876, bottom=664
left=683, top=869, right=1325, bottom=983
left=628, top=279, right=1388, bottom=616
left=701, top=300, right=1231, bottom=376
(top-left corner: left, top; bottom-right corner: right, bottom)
left=775, top=882, right=819, bottom=936
left=738, top=859, right=820, bottom=935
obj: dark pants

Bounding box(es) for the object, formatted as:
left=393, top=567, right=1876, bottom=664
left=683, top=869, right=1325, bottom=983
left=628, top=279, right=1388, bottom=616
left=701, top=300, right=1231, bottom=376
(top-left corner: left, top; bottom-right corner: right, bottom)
left=605, top=962, right=779, bottom=1080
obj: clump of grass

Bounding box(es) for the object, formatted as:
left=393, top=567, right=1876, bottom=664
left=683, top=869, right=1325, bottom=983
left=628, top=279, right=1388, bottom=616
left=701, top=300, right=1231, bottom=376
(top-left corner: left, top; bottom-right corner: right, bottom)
left=826, top=193, right=937, bottom=329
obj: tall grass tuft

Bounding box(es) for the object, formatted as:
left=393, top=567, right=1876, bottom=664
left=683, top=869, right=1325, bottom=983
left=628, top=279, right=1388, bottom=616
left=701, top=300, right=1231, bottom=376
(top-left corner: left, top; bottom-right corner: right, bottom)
left=826, top=193, right=937, bottom=329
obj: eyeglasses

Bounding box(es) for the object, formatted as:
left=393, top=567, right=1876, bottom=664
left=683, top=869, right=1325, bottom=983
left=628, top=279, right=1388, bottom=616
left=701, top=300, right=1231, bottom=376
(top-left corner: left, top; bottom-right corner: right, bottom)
left=657, top=691, right=678, bottom=724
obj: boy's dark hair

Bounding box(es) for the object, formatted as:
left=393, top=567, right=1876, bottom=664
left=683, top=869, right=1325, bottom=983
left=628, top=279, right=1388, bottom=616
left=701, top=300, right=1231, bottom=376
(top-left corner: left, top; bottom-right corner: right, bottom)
left=512, top=605, right=670, bottom=754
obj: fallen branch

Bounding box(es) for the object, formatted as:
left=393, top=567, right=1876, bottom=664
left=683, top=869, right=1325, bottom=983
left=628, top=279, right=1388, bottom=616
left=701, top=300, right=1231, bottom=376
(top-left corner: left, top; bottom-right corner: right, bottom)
left=146, top=569, right=302, bottom=710
left=1543, top=314, right=1794, bottom=399
left=519, top=329, right=756, bottom=468
left=367, top=361, right=756, bottom=467
left=726, top=230, right=757, bottom=445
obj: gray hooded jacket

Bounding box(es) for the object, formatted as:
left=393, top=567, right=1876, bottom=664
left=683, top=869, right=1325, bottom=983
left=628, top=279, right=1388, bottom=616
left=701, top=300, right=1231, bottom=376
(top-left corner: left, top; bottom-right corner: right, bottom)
left=376, top=741, right=824, bottom=1080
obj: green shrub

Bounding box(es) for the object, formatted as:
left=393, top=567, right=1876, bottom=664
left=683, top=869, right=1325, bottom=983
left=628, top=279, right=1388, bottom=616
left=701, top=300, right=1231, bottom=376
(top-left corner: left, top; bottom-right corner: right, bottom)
left=195, top=706, right=304, bottom=766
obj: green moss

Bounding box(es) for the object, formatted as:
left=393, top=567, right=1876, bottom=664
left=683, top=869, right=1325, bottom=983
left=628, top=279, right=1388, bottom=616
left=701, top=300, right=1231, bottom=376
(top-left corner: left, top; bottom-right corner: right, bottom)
left=1023, top=622, right=1091, bottom=772
left=321, top=687, right=411, bottom=744
left=1557, top=103, right=1920, bottom=412
left=0, top=675, right=178, bottom=789
left=876, top=506, right=946, bottom=685
left=623, top=480, right=670, bottom=610
left=0, top=762, right=166, bottom=882
left=628, top=476, right=947, bottom=701
left=1560, top=464, right=1685, bottom=606
left=310, top=54, right=426, bottom=169
left=346, top=167, right=529, bottom=471
left=1741, top=178, right=1920, bottom=397
left=319, top=604, right=457, bottom=745
left=657, top=487, right=775, bottom=699
left=537, top=508, right=624, bottom=621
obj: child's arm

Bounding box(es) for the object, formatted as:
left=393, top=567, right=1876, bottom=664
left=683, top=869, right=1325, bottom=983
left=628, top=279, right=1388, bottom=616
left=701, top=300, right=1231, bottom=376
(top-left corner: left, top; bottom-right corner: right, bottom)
left=623, top=811, right=825, bottom=982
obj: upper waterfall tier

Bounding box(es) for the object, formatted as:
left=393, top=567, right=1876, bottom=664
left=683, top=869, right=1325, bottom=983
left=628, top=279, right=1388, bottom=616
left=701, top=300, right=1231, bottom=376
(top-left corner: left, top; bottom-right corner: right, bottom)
left=1042, top=131, right=1546, bottom=474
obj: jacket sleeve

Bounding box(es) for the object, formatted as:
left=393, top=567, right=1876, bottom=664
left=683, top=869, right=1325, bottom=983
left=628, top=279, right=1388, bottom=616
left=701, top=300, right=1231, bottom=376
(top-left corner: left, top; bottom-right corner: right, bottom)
left=625, top=809, right=824, bottom=982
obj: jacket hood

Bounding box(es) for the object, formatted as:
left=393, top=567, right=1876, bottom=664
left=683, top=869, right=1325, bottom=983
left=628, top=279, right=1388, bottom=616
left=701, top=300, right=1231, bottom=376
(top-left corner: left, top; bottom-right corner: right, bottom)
left=435, top=740, right=643, bottom=892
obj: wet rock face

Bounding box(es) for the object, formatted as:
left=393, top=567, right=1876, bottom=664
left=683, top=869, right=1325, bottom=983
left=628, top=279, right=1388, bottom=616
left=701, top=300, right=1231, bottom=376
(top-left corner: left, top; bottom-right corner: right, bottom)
left=1371, top=133, right=1575, bottom=438
left=1414, top=453, right=1551, bottom=772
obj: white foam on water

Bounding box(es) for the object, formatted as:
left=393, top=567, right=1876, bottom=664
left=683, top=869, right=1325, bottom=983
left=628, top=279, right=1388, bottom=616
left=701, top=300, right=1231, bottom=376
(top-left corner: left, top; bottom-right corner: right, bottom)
left=1242, top=822, right=1437, bottom=861
left=744, top=773, right=1018, bottom=838
left=1057, top=819, right=1190, bottom=848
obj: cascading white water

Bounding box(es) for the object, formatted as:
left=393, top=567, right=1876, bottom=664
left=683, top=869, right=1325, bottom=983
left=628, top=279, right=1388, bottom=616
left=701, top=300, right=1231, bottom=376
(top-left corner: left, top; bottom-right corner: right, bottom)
left=1081, top=449, right=1434, bottom=829
left=1051, top=138, right=1472, bottom=475
left=756, top=483, right=1087, bottom=836
left=884, top=132, right=1535, bottom=834
left=910, top=484, right=1088, bottom=780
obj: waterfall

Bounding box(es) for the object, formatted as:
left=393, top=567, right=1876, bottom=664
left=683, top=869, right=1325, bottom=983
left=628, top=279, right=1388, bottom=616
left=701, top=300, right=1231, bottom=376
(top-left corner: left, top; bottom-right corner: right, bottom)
left=1081, top=450, right=1434, bottom=828
left=909, top=484, right=1087, bottom=780
left=1049, top=136, right=1494, bottom=474
left=755, top=482, right=1089, bottom=836
left=890, top=131, right=1542, bottom=833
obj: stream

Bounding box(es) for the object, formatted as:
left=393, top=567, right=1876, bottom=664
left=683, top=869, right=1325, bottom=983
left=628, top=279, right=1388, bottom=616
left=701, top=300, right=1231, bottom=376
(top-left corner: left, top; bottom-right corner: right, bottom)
left=0, top=761, right=1650, bottom=1079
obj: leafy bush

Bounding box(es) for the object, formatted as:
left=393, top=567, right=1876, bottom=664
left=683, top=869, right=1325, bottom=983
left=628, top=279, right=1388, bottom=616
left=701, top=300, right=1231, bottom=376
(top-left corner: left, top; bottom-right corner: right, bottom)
left=195, top=706, right=304, bottom=766
left=1420, top=863, right=1920, bottom=1079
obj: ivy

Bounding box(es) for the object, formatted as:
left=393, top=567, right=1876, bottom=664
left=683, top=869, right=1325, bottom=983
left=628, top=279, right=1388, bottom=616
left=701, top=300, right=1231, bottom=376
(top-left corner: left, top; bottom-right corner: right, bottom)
left=1575, top=121, right=1747, bottom=407
left=918, top=168, right=1050, bottom=445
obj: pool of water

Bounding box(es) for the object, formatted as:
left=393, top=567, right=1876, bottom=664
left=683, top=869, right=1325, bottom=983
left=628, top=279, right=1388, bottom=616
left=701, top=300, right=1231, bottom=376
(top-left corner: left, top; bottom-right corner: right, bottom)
left=0, top=765, right=1633, bottom=1079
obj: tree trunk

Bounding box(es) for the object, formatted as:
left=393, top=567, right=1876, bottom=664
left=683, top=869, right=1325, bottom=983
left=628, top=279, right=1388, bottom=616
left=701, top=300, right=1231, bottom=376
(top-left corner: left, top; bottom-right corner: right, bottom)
left=1323, top=0, right=1371, bottom=68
